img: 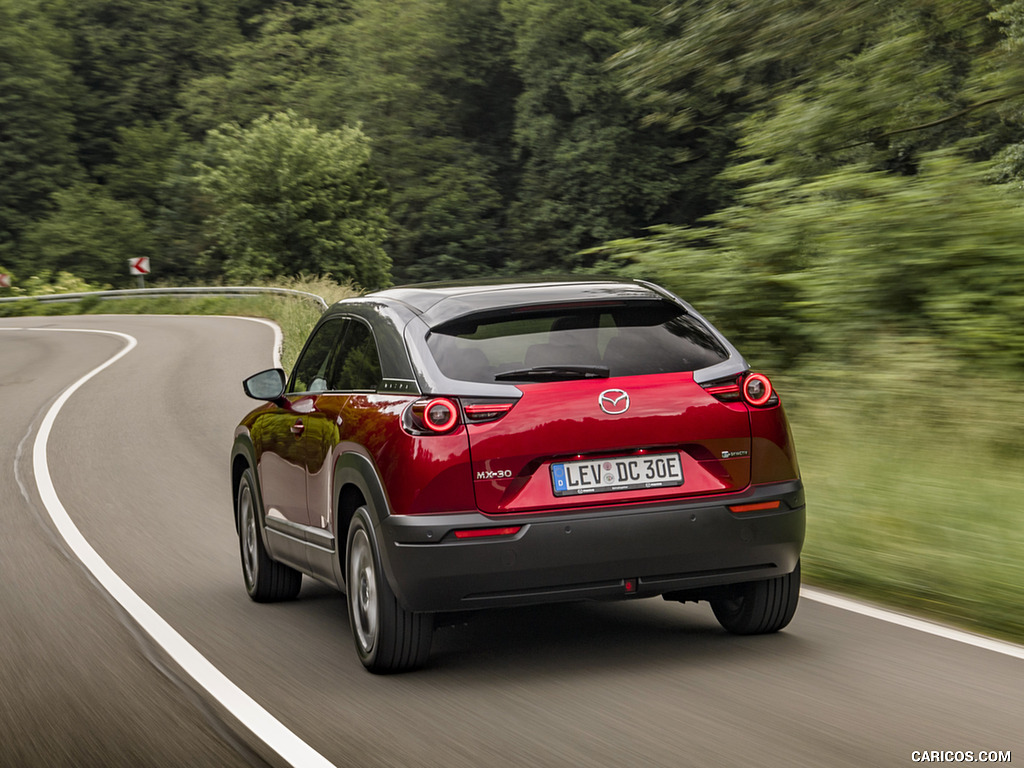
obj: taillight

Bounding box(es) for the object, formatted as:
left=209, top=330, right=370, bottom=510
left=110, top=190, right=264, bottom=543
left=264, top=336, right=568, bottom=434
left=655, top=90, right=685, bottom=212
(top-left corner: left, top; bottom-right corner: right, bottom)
left=702, top=378, right=742, bottom=402
left=405, top=397, right=460, bottom=434
left=702, top=372, right=779, bottom=408
left=742, top=373, right=776, bottom=407
left=424, top=398, right=458, bottom=431
left=462, top=397, right=519, bottom=424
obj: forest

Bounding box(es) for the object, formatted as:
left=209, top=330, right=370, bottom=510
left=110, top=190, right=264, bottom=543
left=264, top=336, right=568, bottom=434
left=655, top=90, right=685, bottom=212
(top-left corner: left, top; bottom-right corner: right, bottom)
left=3, top=0, right=1024, bottom=374
left=3, top=0, right=1024, bottom=637
left=2, top=0, right=1024, bottom=373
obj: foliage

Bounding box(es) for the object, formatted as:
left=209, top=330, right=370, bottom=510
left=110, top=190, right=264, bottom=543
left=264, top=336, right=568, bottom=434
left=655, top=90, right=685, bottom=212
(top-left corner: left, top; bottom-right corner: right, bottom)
left=334, top=0, right=512, bottom=280
left=611, top=0, right=1024, bottom=172
left=181, top=2, right=351, bottom=135
left=0, top=267, right=103, bottom=297
left=502, top=0, right=681, bottom=270
left=18, top=183, right=155, bottom=286
left=596, top=151, right=1024, bottom=372
left=193, top=111, right=391, bottom=289
left=55, top=0, right=243, bottom=173
left=595, top=0, right=1024, bottom=375
left=0, top=0, right=81, bottom=259
left=100, top=121, right=189, bottom=220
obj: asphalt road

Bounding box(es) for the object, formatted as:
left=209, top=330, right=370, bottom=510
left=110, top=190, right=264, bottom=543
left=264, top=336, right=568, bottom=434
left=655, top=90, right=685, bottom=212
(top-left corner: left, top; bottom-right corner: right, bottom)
left=0, top=314, right=1020, bottom=768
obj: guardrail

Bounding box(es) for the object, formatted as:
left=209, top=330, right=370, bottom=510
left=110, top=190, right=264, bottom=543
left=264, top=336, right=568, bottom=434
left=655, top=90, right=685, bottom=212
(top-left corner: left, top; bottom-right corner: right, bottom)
left=0, top=286, right=329, bottom=312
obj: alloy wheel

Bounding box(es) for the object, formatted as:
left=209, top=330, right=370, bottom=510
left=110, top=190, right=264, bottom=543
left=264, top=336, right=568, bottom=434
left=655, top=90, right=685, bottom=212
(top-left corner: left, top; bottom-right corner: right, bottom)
left=349, top=528, right=378, bottom=654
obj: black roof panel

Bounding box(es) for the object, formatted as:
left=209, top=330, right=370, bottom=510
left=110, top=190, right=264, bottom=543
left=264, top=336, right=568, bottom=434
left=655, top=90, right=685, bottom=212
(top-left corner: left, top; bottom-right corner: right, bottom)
left=366, top=277, right=666, bottom=327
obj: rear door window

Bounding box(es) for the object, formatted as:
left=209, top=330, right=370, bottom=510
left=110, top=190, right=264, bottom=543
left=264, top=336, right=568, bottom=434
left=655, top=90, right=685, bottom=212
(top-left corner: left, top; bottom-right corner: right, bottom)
left=328, top=320, right=383, bottom=391
left=426, top=300, right=729, bottom=382
left=288, top=318, right=383, bottom=393
left=289, top=318, right=346, bottom=394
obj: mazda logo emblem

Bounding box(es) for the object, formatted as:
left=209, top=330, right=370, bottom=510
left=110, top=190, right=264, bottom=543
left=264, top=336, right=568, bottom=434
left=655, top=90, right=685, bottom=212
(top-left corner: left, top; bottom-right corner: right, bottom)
left=598, top=389, right=630, bottom=415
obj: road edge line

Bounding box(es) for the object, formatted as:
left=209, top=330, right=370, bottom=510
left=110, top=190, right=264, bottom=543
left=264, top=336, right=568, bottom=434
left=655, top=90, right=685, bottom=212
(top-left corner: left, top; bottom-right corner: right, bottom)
left=225, top=316, right=283, bottom=369
left=802, top=586, right=1024, bottom=661
left=26, top=326, right=336, bottom=768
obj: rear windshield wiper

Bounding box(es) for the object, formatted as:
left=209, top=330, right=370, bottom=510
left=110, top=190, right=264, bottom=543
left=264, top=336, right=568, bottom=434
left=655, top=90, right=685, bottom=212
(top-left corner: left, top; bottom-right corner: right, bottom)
left=494, top=365, right=610, bottom=382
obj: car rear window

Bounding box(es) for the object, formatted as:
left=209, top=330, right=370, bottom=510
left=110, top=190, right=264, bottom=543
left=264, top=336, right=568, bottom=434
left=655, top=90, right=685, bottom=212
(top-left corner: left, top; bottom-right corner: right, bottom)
left=426, top=300, right=729, bottom=382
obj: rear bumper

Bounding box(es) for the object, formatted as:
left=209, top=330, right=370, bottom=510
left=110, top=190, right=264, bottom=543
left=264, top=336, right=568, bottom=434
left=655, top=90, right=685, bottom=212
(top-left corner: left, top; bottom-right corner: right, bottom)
left=376, top=480, right=805, bottom=612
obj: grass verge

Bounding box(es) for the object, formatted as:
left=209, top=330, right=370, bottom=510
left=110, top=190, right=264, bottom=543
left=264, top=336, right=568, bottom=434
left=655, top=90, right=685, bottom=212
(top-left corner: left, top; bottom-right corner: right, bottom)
left=782, top=350, right=1024, bottom=643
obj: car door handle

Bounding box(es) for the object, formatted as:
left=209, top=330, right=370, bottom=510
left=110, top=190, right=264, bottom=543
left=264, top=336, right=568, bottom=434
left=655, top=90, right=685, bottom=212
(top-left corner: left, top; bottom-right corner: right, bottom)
left=290, top=420, right=305, bottom=435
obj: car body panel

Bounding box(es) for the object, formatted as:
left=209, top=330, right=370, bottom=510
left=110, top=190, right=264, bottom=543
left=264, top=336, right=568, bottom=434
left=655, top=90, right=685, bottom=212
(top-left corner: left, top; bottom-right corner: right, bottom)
left=466, top=373, right=754, bottom=515
left=336, top=394, right=477, bottom=517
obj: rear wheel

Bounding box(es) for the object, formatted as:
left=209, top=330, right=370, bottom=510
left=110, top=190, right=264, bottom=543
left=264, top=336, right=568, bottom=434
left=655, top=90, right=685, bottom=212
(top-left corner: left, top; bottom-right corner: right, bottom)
left=346, top=507, right=432, bottom=673
left=237, top=468, right=301, bottom=602
left=711, top=561, right=800, bottom=635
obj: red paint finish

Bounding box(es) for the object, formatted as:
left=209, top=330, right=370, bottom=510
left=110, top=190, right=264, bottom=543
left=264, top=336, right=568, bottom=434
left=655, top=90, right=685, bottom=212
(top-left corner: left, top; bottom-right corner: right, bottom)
left=749, top=401, right=800, bottom=484
left=466, top=373, right=753, bottom=514
left=339, top=395, right=477, bottom=516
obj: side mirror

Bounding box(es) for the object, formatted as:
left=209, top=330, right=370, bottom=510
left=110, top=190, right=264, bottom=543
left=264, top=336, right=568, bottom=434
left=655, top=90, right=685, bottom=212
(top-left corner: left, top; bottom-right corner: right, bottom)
left=243, top=368, right=287, bottom=401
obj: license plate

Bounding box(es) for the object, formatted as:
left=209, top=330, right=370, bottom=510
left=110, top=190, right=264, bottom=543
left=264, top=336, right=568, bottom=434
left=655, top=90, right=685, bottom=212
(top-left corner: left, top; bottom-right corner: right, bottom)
left=551, top=453, right=684, bottom=496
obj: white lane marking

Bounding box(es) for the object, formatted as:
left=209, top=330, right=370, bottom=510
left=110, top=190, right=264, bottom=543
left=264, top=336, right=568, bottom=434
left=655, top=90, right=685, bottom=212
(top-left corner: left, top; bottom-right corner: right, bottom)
left=802, top=587, right=1024, bottom=661
left=227, top=316, right=284, bottom=368
left=6, top=326, right=335, bottom=768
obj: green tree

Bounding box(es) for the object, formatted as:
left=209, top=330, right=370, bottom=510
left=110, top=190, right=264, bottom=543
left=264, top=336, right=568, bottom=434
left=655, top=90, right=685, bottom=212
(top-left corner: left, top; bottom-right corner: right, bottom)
left=194, top=111, right=391, bottom=288
left=151, top=141, right=220, bottom=282
left=0, top=0, right=81, bottom=261
left=57, top=0, right=245, bottom=174
left=20, top=182, right=155, bottom=286
left=615, top=0, right=1024, bottom=182
left=100, top=120, right=188, bottom=220
left=597, top=0, right=1024, bottom=372
left=336, top=0, right=511, bottom=281
left=501, top=0, right=680, bottom=271
left=181, top=2, right=351, bottom=136
left=182, top=0, right=513, bottom=282
left=597, top=151, right=1024, bottom=373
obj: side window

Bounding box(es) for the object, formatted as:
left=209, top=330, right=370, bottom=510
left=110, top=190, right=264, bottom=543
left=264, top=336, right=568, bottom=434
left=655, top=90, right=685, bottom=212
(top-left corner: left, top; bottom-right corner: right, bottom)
left=327, top=320, right=382, bottom=391
left=288, top=319, right=345, bottom=394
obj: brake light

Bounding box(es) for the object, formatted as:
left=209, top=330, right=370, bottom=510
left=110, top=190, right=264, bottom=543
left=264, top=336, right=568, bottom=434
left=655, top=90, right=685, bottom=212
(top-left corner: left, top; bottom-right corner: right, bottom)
left=405, top=397, right=460, bottom=434
left=701, top=373, right=778, bottom=407
left=424, top=398, right=458, bottom=431
left=742, top=373, right=775, bottom=407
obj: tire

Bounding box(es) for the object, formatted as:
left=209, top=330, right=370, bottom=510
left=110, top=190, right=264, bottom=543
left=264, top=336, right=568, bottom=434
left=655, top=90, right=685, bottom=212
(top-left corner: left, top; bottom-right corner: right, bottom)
left=237, top=468, right=302, bottom=603
left=711, top=561, right=800, bottom=635
left=346, top=507, right=433, bottom=673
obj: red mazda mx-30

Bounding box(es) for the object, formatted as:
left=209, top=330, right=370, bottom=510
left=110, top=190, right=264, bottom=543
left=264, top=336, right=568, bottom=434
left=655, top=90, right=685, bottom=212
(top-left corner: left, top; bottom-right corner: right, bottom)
left=231, top=278, right=804, bottom=673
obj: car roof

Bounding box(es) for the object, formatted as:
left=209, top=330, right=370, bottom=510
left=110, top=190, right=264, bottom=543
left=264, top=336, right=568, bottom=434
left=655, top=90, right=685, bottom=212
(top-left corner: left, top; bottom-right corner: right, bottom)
left=362, top=277, right=671, bottom=327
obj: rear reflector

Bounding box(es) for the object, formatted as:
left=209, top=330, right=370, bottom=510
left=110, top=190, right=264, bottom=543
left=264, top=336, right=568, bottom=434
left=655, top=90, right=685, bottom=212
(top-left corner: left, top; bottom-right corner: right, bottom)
left=453, top=526, right=522, bottom=539
left=728, top=501, right=782, bottom=514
